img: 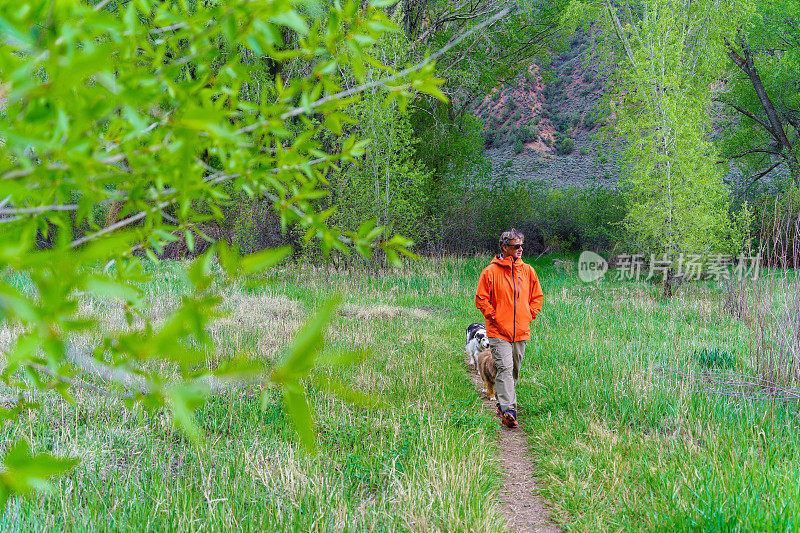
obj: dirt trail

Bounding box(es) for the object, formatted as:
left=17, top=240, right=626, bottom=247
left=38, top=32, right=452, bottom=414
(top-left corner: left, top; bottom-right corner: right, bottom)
left=469, top=371, right=561, bottom=533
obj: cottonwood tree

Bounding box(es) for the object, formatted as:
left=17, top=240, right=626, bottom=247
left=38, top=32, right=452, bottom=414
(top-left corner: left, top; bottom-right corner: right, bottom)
left=569, top=0, right=749, bottom=295
left=0, top=0, right=447, bottom=506
left=717, top=0, right=800, bottom=193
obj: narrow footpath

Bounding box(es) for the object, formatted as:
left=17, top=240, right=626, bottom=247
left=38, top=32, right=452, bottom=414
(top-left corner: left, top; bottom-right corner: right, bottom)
left=469, top=371, right=561, bottom=533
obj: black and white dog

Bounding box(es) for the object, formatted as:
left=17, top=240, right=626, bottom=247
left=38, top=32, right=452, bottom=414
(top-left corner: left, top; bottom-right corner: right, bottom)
left=465, top=322, right=490, bottom=369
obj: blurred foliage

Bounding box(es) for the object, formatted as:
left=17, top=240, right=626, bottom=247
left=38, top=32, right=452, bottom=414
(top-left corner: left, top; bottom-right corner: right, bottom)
left=0, top=0, right=445, bottom=506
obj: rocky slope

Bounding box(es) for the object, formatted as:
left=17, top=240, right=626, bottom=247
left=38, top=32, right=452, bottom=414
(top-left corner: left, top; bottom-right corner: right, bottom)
left=472, top=30, right=620, bottom=188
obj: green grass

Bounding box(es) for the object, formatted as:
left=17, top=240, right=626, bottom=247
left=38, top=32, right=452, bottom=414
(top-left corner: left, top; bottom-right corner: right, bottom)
left=519, top=263, right=800, bottom=531
left=3, top=256, right=800, bottom=531
left=0, top=257, right=506, bottom=532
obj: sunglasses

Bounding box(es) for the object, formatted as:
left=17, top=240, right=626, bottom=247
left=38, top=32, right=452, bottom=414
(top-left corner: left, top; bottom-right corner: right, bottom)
left=506, top=243, right=523, bottom=249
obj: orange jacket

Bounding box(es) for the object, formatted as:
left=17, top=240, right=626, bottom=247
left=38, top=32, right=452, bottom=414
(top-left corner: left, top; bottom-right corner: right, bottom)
left=475, top=255, right=543, bottom=342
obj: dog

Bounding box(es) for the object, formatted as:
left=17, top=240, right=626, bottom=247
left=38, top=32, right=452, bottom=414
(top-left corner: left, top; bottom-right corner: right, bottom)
left=476, top=348, right=497, bottom=400
left=465, top=322, right=490, bottom=368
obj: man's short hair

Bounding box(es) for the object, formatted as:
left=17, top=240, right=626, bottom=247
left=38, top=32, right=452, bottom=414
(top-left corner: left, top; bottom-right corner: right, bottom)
left=499, top=229, right=524, bottom=250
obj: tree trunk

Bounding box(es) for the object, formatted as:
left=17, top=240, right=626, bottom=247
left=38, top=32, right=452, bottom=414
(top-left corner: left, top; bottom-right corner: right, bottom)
left=725, top=34, right=800, bottom=181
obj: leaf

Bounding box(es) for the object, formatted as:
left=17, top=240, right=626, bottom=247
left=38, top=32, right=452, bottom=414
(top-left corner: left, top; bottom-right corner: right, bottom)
left=185, top=229, right=195, bottom=253
left=315, top=348, right=369, bottom=369
left=166, top=385, right=208, bottom=443
left=0, top=439, right=79, bottom=509
left=282, top=382, right=317, bottom=454
left=312, top=373, right=384, bottom=408
left=270, top=10, right=309, bottom=36
left=271, top=296, right=341, bottom=383
left=86, top=277, right=140, bottom=302
left=239, top=246, right=291, bottom=275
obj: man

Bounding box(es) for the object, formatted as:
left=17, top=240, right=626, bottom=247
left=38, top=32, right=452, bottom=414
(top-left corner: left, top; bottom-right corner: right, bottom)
left=475, top=229, right=544, bottom=428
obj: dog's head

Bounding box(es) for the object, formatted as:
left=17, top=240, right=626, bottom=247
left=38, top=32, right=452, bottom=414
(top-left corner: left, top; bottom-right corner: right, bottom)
left=475, top=330, right=490, bottom=350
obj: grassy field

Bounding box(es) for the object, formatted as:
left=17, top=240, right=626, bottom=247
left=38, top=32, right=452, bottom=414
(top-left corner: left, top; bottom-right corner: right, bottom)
left=2, top=255, right=799, bottom=531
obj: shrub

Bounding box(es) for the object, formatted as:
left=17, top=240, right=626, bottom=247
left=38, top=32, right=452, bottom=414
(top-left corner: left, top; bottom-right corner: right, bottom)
left=512, top=110, right=522, bottom=121
left=492, top=91, right=501, bottom=101
left=514, top=138, right=524, bottom=154
left=580, top=146, right=589, bottom=155
left=556, top=136, right=575, bottom=155
left=583, top=113, right=596, bottom=129
left=519, top=124, right=539, bottom=143
left=582, top=71, right=593, bottom=83
left=483, top=129, right=496, bottom=148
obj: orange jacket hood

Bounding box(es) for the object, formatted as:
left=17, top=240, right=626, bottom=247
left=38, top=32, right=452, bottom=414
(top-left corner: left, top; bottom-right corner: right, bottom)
left=475, top=255, right=543, bottom=342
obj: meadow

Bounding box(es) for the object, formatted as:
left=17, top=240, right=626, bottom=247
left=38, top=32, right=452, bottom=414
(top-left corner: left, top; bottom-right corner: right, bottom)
left=1, top=256, right=798, bottom=531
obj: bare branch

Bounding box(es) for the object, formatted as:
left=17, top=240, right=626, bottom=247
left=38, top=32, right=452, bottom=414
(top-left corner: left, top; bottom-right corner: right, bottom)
left=64, top=343, right=149, bottom=395
left=604, top=0, right=637, bottom=67
left=27, top=362, right=119, bottom=398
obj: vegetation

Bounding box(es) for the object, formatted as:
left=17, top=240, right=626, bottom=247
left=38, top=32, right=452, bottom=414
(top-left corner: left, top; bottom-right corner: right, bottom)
left=5, top=0, right=800, bottom=527
left=5, top=257, right=800, bottom=530
left=0, top=261, right=506, bottom=530
left=718, top=0, right=800, bottom=190
left=0, top=0, right=445, bottom=503
left=586, top=0, right=748, bottom=294
left=519, top=260, right=800, bottom=530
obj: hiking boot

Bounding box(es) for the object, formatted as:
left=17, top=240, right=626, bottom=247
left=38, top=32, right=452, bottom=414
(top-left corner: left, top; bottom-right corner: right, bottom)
left=496, top=404, right=502, bottom=417
left=501, top=410, right=518, bottom=428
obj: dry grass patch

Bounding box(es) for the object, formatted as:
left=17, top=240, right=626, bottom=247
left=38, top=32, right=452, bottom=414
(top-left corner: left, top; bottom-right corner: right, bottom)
left=340, top=304, right=433, bottom=321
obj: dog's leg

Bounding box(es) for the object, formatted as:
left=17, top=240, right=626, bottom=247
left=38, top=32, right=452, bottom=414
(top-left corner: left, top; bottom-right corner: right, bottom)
left=488, top=381, right=496, bottom=401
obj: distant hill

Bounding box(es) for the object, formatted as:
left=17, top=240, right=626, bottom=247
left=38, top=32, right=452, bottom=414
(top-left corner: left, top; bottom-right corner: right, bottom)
left=472, top=30, right=620, bottom=188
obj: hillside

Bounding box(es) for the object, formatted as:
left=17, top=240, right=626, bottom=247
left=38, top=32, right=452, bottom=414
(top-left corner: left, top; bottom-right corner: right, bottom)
left=473, top=31, right=620, bottom=188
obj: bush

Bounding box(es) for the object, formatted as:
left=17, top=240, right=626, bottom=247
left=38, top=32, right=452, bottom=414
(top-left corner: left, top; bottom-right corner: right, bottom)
left=514, top=138, right=524, bottom=154
left=424, top=163, right=625, bottom=255
left=492, top=91, right=501, bottom=101
left=580, top=146, right=589, bottom=155
left=556, top=136, right=575, bottom=155
left=543, top=135, right=553, bottom=147
left=518, top=124, right=538, bottom=143
left=583, top=113, right=596, bottom=129
left=483, top=129, right=496, bottom=148
left=512, top=110, right=522, bottom=121
left=552, top=113, right=569, bottom=133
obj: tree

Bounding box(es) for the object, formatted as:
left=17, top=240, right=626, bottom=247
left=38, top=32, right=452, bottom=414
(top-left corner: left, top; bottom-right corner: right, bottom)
left=570, top=0, right=748, bottom=295
left=0, top=0, right=445, bottom=506
left=717, top=0, right=800, bottom=194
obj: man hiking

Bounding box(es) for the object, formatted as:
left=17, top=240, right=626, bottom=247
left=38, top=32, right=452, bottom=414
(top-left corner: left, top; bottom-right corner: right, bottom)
left=475, top=229, right=544, bottom=428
